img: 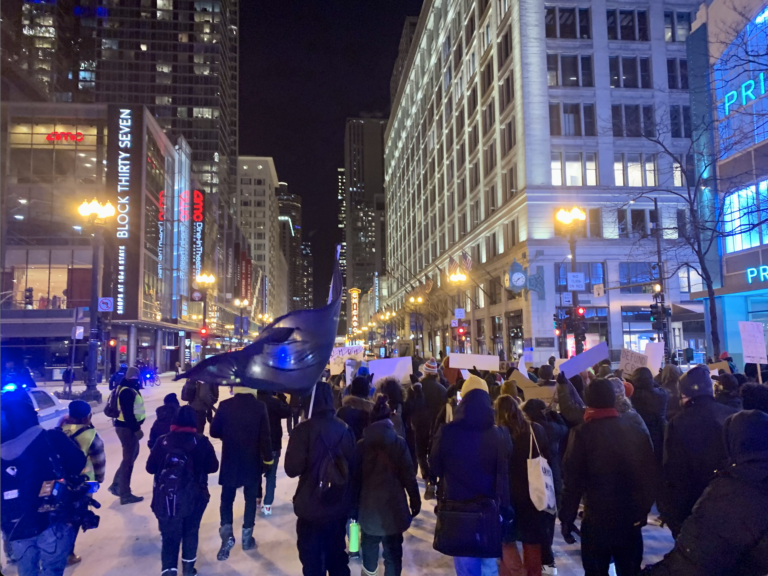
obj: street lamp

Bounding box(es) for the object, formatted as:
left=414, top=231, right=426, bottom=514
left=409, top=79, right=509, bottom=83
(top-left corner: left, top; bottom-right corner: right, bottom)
left=449, top=271, right=467, bottom=282
left=234, top=298, right=249, bottom=344
left=556, top=206, right=587, bottom=354
left=195, top=273, right=216, bottom=356
left=76, top=199, right=115, bottom=402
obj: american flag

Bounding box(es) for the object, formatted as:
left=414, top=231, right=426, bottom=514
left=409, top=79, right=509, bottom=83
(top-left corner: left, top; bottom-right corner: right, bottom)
left=448, top=256, right=460, bottom=275
left=461, top=250, right=473, bottom=271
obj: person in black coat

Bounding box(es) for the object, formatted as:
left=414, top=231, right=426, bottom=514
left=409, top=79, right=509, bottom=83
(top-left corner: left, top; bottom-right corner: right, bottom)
left=627, top=367, right=668, bottom=466
left=642, top=410, right=768, bottom=576
left=659, top=365, right=737, bottom=538
left=336, top=376, right=374, bottom=440
left=209, top=387, right=273, bottom=560
left=560, top=379, right=657, bottom=576
left=285, top=381, right=356, bottom=576
left=146, top=407, right=219, bottom=576
left=407, top=359, right=446, bottom=497
left=148, top=393, right=180, bottom=450
left=496, top=395, right=552, bottom=575
left=354, top=396, right=421, bottom=576
left=257, top=390, right=291, bottom=515
left=429, top=375, right=512, bottom=576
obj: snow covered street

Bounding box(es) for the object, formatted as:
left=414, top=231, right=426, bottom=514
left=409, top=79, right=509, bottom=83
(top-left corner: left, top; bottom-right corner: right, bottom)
left=1, top=375, right=675, bottom=576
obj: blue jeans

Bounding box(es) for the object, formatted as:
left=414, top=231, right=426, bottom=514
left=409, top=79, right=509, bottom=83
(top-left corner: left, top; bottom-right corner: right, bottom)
left=453, top=557, right=499, bottom=576
left=9, top=524, right=74, bottom=576
left=264, top=450, right=281, bottom=505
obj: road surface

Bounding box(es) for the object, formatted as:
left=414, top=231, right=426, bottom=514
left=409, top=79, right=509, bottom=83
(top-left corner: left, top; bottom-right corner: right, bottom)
left=1, top=375, right=675, bottom=575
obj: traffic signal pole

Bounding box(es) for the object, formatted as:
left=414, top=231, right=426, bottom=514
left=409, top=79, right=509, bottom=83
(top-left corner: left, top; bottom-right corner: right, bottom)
left=653, top=197, right=672, bottom=362
left=569, top=230, right=584, bottom=355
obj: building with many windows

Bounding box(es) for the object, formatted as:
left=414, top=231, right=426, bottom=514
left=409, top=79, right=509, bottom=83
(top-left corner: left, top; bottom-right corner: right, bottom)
left=338, top=167, right=348, bottom=332
left=277, top=188, right=304, bottom=311
left=301, top=241, right=315, bottom=310
left=385, top=0, right=704, bottom=363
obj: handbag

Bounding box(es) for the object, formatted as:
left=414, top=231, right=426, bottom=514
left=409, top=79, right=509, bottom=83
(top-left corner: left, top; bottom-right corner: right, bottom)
left=433, top=426, right=509, bottom=558
left=527, top=429, right=557, bottom=514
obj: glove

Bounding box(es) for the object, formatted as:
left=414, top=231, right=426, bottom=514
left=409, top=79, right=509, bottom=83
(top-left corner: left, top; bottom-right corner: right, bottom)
left=134, top=429, right=144, bottom=441
left=556, top=372, right=568, bottom=385
left=410, top=501, right=421, bottom=518
left=560, top=520, right=579, bottom=544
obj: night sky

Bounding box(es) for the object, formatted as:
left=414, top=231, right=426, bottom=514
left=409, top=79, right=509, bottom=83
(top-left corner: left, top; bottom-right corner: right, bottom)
left=239, top=0, right=423, bottom=306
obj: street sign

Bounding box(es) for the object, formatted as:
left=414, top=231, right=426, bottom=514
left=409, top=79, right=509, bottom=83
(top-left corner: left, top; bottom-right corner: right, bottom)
left=191, top=290, right=203, bottom=302
left=72, top=326, right=84, bottom=339
left=97, top=297, right=114, bottom=312
left=454, top=308, right=465, bottom=319
left=593, top=283, right=605, bottom=297
left=561, top=292, right=573, bottom=306
left=567, top=272, right=585, bottom=291
left=450, top=319, right=459, bottom=327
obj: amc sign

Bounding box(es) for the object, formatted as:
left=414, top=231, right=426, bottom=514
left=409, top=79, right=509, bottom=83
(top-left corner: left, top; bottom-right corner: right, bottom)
left=47, top=131, right=84, bottom=142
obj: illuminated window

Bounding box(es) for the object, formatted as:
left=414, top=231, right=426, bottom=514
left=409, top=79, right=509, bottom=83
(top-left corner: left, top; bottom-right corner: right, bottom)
left=724, top=186, right=759, bottom=253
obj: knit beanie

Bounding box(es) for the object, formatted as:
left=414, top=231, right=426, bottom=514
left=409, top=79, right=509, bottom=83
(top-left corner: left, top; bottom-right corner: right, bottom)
left=679, top=365, right=713, bottom=398
left=68, top=400, right=91, bottom=419
left=125, top=366, right=141, bottom=380
left=585, top=378, right=616, bottom=409
left=461, top=374, right=489, bottom=396
left=164, top=393, right=180, bottom=406
left=351, top=376, right=370, bottom=398
left=173, top=405, right=198, bottom=428
left=539, top=364, right=554, bottom=381
left=423, top=357, right=439, bottom=374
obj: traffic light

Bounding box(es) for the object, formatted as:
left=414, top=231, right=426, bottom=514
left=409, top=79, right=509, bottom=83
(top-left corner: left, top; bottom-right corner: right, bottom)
left=108, top=338, right=117, bottom=347
left=200, top=326, right=209, bottom=346
left=553, top=313, right=559, bottom=330
left=575, top=306, right=586, bottom=317
left=650, top=302, right=664, bottom=331
left=458, top=326, right=465, bottom=335
left=24, top=287, right=34, bottom=309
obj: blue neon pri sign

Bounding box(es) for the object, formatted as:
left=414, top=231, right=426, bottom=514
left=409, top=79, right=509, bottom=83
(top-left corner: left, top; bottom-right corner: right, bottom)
left=722, top=72, right=767, bottom=116
left=746, top=265, right=768, bottom=283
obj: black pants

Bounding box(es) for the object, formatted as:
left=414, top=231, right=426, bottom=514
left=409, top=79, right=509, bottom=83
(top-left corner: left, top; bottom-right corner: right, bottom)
left=112, top=426, right=140, bottom=497
left=195, top=409, right=207, bottom=434
left=158, top=502, right=207, bottom=572
left=288, top=406, right=301, bottom=433
left=414, top=429, right=431, bottom=481
left=361, top=531, right=403, bottom=576
left=220, top=483, right=261, bottom=529
left=581, top=522, right=643, bottom=576
left=296, top=517, right=350, bottom=576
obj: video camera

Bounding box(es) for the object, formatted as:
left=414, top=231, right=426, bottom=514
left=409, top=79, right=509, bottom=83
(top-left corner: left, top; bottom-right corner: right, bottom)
left=38, top=475, right=101, bottom=532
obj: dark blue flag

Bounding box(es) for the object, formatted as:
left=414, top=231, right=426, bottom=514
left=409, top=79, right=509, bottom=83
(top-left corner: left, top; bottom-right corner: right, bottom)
left=177, top=251, right=343, bottom=395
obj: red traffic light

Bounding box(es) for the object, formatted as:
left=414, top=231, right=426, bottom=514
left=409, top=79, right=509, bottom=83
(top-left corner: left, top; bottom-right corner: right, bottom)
left=576, top=306, right=586, bottom=316
left=458, top=327, right=465, bottom=334
left=200, top=326, right=208, bottom=335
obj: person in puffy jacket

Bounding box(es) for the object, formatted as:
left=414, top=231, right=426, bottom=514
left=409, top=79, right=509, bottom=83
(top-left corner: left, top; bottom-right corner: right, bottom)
left=627, top=367, right=668, bottom=466
left=336, top=376, right=374, bottom=440
left=642, top=410, right=768, bottom=576
left=354, top=396, right=420, bottom=576
left=148, top=394, right=181, bottom=450
left=285, top=381, right=356, bottom=576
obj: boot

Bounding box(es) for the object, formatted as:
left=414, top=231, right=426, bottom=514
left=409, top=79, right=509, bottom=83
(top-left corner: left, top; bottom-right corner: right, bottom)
left=242, top=527, right=256, bottom=551
left=217, top=524, right=236, bottom=561
left=181, top=558, right=197, bottom=576
left=424, top=483, right=436, bottom=501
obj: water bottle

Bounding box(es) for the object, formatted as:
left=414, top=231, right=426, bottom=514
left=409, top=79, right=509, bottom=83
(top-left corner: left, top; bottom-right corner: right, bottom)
left=348, top=520, right=360, bottom=554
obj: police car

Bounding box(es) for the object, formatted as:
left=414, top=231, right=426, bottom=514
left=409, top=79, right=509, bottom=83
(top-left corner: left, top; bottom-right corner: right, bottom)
left=1, top=384, right=69, bottom=429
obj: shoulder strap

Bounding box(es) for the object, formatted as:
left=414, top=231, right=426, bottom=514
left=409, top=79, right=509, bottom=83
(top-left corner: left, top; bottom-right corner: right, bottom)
left=70, top=425, right=94, bottom=441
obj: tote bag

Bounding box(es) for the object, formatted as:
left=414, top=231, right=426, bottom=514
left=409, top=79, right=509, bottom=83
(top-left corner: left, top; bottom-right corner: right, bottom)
left=527, top=430, right=557, bottom=514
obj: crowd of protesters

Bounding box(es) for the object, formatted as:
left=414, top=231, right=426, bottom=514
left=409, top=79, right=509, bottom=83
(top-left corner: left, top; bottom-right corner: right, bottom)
left=4, top=350, right=768, bottom=576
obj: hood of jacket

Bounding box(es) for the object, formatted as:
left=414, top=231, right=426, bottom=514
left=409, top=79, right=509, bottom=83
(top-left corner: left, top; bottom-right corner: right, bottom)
left=660, top=364, right=682, bottom=388
left=453, top=388, right=495, bottom=431
left=362, top=419, right=397, bottom=447
left=630, top=367, right=657, bottom=391
left=342, top=394, right=374, bottom=412
left=724, top=410, right=768, bottom=480
left=155, top=403, right=178, bottom=422
left=310, top=381, right=336, bottom=417
left=1, top=424, right=44, bottom=460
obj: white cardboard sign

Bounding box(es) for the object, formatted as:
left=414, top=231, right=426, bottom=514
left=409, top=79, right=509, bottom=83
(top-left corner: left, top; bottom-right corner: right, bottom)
left=643, top=342, right=665, bottom=375
left=368, top=356, right=413, bottom=385
left=448, top=352, right=500, bottom=371
left=739, top=321, right=768, bottom=364
left=558, top=341, right=609, bottom=378
left=329, top=346, right=365, bottom=375
left=619, top=348, right=649, bottom=375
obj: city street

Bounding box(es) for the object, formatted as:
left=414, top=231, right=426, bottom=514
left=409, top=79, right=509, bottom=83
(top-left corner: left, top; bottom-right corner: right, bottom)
left=1, top=375, right=675, bottom=576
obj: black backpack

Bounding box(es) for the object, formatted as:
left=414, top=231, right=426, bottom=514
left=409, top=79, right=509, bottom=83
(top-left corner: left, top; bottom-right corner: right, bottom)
left=104, top=387, right=122, bottom=419
left=152, top=437, right=196, bottom=519
left=316, top=432, right=349, bottom=500
left=181, top=380, right=197, bottom=403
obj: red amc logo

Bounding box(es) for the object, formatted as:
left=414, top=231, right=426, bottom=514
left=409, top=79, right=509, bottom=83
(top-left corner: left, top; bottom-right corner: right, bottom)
left=192, top=189, right=204, bottom=223
left=46, top=131, right=84, bottom=142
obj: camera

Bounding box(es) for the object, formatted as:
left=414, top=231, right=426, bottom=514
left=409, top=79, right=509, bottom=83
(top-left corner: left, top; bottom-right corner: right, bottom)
left=39, top=474, right=101, bottom=532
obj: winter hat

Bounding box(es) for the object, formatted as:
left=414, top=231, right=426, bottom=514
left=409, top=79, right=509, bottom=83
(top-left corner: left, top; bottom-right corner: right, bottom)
left=500, top=379, right=518, bottom=398
left=68, top=400, right=91, bottom=419
left=423, top=357, right=439, bottom=374
left=125, top=366, right=141, bottom=380
left=724, top=410, right=768, bottom=463
left=371, top=395, right=391, bottom=423
left=597, top=364, right=613, bottom=379
left=539, top=364, right=554, bottom=381
left=679, top=365, right=714, bottom=398
left=585, top=378, right=616, bottom=409
left=350, top=376, right=370, bottom=398
left=719, top=373, right=740, bottom=392
left=461, top=374, right=489, bottom=396
left=164, top=393, right=180, bottom=406
left=173, top=405, right=198, bottom=428
left=522, top=398, right=547, bottom=421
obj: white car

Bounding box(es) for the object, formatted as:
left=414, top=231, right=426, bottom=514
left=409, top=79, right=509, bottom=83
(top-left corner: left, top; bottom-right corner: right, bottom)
left=20, top=388, right=69, bottom=429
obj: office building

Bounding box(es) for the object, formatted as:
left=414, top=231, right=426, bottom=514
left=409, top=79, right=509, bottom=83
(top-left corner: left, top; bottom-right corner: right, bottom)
left=345, top=116, right=387, bottom=326
left=236, top=157, right=285, bottom=319
left=385, top=0, right=703, bottom=363
left=277, top=188, right=303, bottom=311
left=391, top=16, right=420, bottom=107
left=337, top=167, right=348, bottom=332
left=301, top=241, right=314, bottom=310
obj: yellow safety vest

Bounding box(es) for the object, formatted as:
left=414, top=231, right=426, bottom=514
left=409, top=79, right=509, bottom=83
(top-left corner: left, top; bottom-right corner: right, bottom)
left=62, top=423, right=97, bottom=481
left=116, top=386, right=146, bottom=424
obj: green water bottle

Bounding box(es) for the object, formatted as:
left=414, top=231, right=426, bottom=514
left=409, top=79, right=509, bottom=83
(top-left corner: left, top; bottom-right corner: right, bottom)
left=349, top=520, right=360, bottom=554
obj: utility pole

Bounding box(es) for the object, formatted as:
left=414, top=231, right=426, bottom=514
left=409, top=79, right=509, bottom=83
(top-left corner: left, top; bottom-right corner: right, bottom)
left=653, top=197, right=672, bottom=362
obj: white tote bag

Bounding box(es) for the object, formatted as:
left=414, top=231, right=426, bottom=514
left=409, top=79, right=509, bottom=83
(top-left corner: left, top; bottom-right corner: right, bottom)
left=527, top=430, right=557, bottom=514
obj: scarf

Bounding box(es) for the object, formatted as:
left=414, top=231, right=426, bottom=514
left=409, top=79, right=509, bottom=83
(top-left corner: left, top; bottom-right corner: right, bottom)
left=170, top=425, right=197, bottom=434
left=584, top=407, right=619, bottom=422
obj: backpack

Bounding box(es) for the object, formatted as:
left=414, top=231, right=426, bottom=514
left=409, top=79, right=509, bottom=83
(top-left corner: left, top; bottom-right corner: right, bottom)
left=181, top=380, right=197, bottom=403
left=152, top=437, right=196, bottom=519
left=104, top=387, right=122, bottom=418
left=316, top=432, right=349, bottom=499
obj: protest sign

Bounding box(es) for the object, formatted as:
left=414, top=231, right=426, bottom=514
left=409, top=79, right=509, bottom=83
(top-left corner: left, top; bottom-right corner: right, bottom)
left=329, top=346, right=365, bottom=375
left=368, top=356, right=413, bottom=385
left=619, top=349, right=649, bottom=375
left=448, top=353, right=500, bottom=371
left=739, top=321, right=768, bottom=364
left=643, top=342, right=665, bottom=375
left=558, top=342, right=609, bottom=378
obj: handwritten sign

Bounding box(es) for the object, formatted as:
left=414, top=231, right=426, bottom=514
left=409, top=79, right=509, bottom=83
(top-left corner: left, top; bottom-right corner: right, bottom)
left=329, top=346, right=365, bottom=375
left=619, top=349, right=648, bottom=375
left=739, top=321, right=768, bottom=364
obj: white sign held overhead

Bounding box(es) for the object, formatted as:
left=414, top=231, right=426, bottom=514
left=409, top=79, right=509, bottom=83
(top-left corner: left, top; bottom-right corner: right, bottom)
left=447, top=352, right=500, bottom=371
left=739, top=321, right=768, bottom=364
left=593, top=283, right=605, bottom=298
left=619, top=348, right=649, bottom=375
left=328, top=346, right=365, bottom=375
left=368, top=357, right=413, bottom=385
left=97, top=297, right=114, bottom=312
left=567, top=273, right=586, bottom=292
left=558, top=342, right=610, bottom=378
left=454, top=308, right=465, bottom=319
left=643, top=342, right=665, bottom=374
left=561, top=292, right=573, bottom=306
